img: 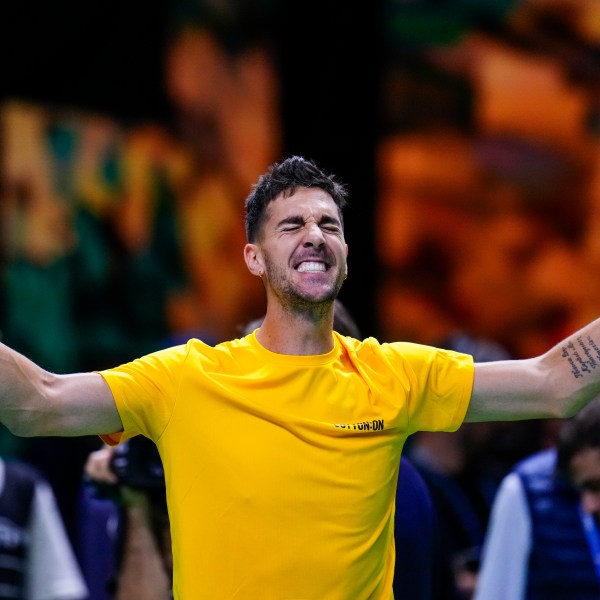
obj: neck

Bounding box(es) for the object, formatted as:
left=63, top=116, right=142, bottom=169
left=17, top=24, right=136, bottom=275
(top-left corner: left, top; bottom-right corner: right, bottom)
left=256, top=303, right=335, bottom=355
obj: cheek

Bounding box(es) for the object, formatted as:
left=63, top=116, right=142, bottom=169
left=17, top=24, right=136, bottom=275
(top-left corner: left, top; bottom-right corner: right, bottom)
left=262, top=252, right=286, bottom=276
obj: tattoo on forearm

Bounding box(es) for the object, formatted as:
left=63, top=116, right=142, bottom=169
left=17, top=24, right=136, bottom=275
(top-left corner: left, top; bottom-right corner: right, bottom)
left=561, top=336, right=600, bottom=379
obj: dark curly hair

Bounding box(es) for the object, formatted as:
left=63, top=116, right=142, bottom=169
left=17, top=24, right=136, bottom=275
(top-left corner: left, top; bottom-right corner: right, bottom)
left=244, top=156, right=348, bottom=243
left=557, top=398, right=600, bottom=474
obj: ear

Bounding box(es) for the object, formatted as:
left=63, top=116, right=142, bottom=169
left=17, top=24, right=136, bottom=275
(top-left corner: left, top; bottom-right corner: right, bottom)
left=244, top=243, right=265, bottom=277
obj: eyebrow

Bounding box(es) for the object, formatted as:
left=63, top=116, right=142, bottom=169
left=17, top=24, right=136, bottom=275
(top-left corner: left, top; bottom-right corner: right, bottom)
left=276, top=214, right=342, bottom=228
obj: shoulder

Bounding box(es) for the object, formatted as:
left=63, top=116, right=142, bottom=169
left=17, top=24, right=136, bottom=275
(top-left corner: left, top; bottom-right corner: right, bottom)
left=514, top=448, right=557, bottom=477
left=337, top=334, right=473, bottom=369
left=123, top=337, right=230, bottom=370
left=497, top=471, right=527, bottom=501
left=335, top=334, right=428, bottom=357
left=488, top=472, right=530, bottom=531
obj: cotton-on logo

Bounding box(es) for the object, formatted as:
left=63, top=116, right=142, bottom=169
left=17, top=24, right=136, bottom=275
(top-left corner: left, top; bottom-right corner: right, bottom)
left=333, top=420, right=385, bottom=431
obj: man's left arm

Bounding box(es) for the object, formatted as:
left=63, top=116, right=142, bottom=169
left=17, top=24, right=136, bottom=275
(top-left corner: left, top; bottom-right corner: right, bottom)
left=467, top=318, right=600, bottom=422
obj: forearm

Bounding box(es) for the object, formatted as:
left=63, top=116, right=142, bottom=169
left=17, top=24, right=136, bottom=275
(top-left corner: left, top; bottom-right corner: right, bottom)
left=543, top=319, right=600, bottom=416
left=468, top=318, right=600, bottom=422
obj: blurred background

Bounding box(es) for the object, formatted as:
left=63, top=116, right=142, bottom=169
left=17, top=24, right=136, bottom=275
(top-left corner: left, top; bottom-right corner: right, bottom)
left=0, top=0, right=600, bottom=596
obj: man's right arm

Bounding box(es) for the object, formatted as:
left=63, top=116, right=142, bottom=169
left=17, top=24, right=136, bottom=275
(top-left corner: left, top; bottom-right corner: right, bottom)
left=0, top=343, right=123, bottom=437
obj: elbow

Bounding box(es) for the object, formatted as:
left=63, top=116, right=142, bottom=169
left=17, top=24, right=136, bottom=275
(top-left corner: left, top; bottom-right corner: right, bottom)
left=3, top=419, right=31, bottom=438
left=2, top=411, right=49, bottom=437
left=1, top=385, right=58, bottom=437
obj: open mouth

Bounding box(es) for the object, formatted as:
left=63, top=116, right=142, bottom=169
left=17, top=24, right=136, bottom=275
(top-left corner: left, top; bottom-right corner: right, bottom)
left=296, top=261, right=327, bottom=273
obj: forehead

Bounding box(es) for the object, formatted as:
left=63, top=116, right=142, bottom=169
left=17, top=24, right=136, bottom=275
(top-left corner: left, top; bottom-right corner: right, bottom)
left=267, top=187, right=341, bottom=222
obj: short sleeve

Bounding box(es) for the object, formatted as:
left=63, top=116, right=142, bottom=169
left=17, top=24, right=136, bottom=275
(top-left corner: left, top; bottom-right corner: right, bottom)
left=382, top=341, right=474, bottom=433
left=98, top=342, right=191, bottom=444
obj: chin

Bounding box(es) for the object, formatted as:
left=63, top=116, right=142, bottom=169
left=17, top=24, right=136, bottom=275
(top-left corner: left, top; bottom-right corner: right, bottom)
left=302, top=287, right=340, bottom=304
left=281, top=275, right=344, bottom=305
left=285, top=286, right=335, bottom=305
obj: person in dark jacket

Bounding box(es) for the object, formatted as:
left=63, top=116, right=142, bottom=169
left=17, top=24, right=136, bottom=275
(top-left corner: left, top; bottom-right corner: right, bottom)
left=475, top=398, right=600, bottom=599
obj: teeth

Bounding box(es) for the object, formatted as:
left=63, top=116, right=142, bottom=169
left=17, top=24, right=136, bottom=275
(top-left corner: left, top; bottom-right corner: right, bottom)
left=297, top=261, right=326, bottom=272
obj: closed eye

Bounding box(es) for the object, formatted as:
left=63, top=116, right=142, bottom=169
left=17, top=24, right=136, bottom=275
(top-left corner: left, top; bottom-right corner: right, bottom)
left=318, top=214, right=343, bottom=233
left=277, top=217, right=304, bottom=232
left=276, top=215, right=343, bottom=235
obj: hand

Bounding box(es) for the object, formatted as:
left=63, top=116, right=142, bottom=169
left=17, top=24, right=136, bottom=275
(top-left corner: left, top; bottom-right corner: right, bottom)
left=84, top=444, right=119, bottom=485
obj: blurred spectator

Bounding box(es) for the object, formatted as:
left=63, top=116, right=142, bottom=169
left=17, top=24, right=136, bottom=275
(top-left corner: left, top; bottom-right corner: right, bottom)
left=405, top=331, right=514, bottom=600
left=394, top=457, right=437, bottom=600
left=474, top=398, right=600, bottom=599
left=82, top=439, right=170, bottom=600
left=0, top=457, right=88, bottom=600
left=407, top=428, right=483, bottom=600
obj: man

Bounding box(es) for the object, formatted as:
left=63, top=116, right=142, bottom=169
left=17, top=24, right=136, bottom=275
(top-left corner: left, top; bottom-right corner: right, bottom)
left=82, top=300, right=435, bottom=599
left=474, top=400, right=600, bottom=599
left=1, top=156, right=600, bottom=599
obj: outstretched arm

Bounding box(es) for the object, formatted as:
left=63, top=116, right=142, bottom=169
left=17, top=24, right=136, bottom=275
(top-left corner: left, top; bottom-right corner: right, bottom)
left=0, top=343, right=122, bottom=437
left=467, top=318, right=600, bottom=422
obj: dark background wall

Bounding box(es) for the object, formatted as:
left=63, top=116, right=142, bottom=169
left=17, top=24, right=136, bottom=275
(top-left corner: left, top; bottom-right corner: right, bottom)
left=275, top=2, right=380, bottom=335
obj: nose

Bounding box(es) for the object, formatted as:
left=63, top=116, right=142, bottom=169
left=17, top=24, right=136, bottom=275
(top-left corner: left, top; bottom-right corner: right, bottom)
left=582, top=490, right=600, bottom=516
left=303, top=222, right=325, bottom=247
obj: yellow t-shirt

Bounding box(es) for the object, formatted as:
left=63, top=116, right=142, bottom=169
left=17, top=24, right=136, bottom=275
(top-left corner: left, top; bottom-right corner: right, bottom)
left=100, top=331, right=474, bottom=599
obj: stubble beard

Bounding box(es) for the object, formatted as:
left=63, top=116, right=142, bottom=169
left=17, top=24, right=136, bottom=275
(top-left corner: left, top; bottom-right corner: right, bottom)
left=264, top=257, right=346, bottom=312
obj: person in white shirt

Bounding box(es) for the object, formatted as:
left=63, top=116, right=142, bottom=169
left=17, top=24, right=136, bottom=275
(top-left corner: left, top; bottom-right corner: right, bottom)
left=0, top=457, right=88, bottom=600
